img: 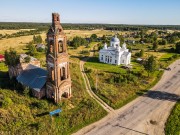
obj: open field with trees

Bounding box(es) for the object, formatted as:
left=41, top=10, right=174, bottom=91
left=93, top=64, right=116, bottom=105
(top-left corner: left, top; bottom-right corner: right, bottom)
left=0, top=22, right=180, bottom=134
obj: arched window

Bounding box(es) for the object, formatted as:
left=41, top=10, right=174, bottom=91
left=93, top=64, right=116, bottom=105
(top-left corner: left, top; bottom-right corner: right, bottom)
left=61, top=67, right=66, bottom=80
left=49, top=40, right=54, bottom=53
left=58, top=41, right=63, bottom=53
left=57, top=17, right=59, bottom=21
left=50, top=67, right=54, bottom=81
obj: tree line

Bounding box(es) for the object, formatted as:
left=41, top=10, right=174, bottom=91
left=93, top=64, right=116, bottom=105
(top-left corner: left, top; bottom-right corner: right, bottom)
left=0, top=22, right=180, bottom=31
left=0, top=29, right=43, bottom=40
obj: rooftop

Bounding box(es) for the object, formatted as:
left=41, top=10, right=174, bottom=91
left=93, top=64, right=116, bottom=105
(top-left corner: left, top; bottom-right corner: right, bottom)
left=17, top=64, right=47, bottom=92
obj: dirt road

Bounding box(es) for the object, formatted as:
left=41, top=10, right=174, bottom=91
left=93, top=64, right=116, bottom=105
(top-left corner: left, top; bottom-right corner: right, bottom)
left=80, top=55, right=114, bottom=113
left=74, top=59, right=180, bottom=135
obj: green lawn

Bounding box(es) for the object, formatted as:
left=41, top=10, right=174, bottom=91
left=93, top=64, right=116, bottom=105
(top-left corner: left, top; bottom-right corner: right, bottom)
left=159, top=53, right=177, bottom=61
left=165, top=101, right=180, bottom=135
left=84, top=51, right=179, bottom=109
left=85, top=57, right=127, bottom=74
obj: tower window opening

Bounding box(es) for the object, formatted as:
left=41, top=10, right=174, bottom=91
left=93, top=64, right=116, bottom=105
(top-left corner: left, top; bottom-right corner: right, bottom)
left=58, top=41, right=63, bottom=53
left=50, top=67, right=54, bottom=81
left=57, top=17, right=59, bottom=21
left=61, top=67, right=66, bottom=81
left=49, top=40, right=54, bottom=53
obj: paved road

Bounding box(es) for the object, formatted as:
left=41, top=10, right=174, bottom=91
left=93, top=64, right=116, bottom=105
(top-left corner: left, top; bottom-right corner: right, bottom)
left=74, top=59, right=180, bottom=135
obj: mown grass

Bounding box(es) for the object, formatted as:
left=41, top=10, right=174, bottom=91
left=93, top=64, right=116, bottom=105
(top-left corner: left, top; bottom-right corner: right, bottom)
left=85, top=57, right=127, bottom=74
left=0, top=62, right=107, bottom=135
left=165, top=101, right=180, bottom=135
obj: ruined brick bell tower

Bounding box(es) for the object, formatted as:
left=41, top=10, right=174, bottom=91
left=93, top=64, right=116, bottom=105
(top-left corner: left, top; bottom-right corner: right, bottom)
left=46, top=13, right=72, bottom=103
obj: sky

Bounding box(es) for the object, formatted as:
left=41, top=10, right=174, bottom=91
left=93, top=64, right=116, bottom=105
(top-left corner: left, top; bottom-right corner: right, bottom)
left=0, top=0, right=180, bottom=25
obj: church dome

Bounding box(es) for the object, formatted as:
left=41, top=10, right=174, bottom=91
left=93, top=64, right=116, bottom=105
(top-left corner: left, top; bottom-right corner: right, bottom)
left=111, top=35, right=120, bottom=42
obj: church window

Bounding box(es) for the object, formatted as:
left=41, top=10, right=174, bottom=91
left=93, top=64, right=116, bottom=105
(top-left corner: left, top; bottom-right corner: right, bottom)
left=50, top=40, right=54, bottom=53
left=51, top=67, right=54, bottom=81
left=61, top=67, right=66, bottom=81
left=57, top=17, right=59, bottom=21
left=101, top=55, right=103, bottom=60
left=115, top=60, right=117, bottom=63
left=110, top=57, right=112, bottom=63
left=58, top=41, right=63, bottom=53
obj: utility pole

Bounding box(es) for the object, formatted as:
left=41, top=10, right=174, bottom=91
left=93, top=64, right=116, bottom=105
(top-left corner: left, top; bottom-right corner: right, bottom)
left=96, top=70, right=98, bottom=91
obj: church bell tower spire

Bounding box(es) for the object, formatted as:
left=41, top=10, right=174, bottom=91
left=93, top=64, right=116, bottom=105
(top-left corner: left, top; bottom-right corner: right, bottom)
left=46, top=13, right=72, bottom=103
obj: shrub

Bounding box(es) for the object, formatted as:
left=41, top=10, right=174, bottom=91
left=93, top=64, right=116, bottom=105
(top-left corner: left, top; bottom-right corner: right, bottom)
left=23, top=87, right=30, bottom=96
left=37, top=47, right=44, bottom=52
left=2, top=97, right=13, bottom=108
left=24, top=56, right=31, bottom=63
left=37, top=101, right=48, bottom=109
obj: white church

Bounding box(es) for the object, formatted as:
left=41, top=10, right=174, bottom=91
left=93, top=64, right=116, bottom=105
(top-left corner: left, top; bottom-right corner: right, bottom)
left=99, top=35, right=131, bottom=65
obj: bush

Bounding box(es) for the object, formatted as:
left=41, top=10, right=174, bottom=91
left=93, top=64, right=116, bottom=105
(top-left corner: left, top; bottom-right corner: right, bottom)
left=23, top=87, right=30, bottom=96
left=37, top=47, right=44, bottom=52
left=24, top=56, right=31, bottom=63
left=165, top=102, right=180, bottom=135
left=37, top=101, right=48, bottom=109
left=2, top=97, right=13, bottom=108
left=175, top=42, right=180, bottom=54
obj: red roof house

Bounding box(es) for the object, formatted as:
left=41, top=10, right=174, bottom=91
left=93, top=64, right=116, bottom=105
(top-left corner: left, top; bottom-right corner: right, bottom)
left=0, top=55, right=5, bottom=62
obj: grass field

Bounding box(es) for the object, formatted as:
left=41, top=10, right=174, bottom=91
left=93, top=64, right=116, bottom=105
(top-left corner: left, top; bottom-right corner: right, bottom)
left=0, top=62, right=107, bottom=135
left=0, top=32, right=46, bottom=54
left=84, top=49, right=179, bottom=109
left=165, top=101, right=180, bottom=135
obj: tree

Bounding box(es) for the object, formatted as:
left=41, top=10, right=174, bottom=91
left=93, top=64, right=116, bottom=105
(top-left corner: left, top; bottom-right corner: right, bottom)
left=139, top=49, right=144, bottom=57
left=70, top=36, right=88, bottom=48
left=33, top=35, right=43, bottom=44
left=159, top=39, right=167, bottom=45
left=24, top=56, right=31, bottom=63
left=27, top=43, right=37, bottom=56
left=90, top=34, right=97, bottom=42
left=23, top=86, right=30, bottom=96
left=117, top=34, right=124, bottom=45
left=144, top=55, right=156, bottom=77
left=4, top=48, right=20, bottom=66
left=175, top=42, right=180, bottom=54
left=135, top=49, right=144, bottom=57
left=101, top=35, right=107, bottom=43
left=153, top=42, right=158, bottom=51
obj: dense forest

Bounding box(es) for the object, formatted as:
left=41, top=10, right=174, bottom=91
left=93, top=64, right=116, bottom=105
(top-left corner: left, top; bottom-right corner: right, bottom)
left=0, top=22, right=180, bottom=31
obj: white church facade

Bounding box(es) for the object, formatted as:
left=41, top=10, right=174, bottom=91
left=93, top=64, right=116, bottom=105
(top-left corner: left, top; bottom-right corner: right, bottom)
left=99, top=35, right=131, bottom=65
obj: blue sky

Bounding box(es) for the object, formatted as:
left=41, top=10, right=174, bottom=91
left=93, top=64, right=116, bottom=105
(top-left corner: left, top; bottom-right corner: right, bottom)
left=0, top=0, right=180, bottom=25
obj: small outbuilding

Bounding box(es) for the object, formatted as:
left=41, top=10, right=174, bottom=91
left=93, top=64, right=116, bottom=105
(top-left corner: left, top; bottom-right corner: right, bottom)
left=17, top=64, right=47, bottom=99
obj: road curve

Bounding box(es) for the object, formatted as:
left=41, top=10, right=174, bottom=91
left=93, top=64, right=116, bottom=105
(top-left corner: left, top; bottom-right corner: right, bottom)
left=74, top=59, right=180, bottom=135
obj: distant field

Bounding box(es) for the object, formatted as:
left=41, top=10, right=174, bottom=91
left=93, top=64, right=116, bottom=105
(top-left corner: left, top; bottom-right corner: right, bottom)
left=0, top=32, right=46, bottom=54
left=0, top=29, right=115, bottom=53
left=0, top=29, right=35, bottom=35
left=65, top=29, right=114, bottom=40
